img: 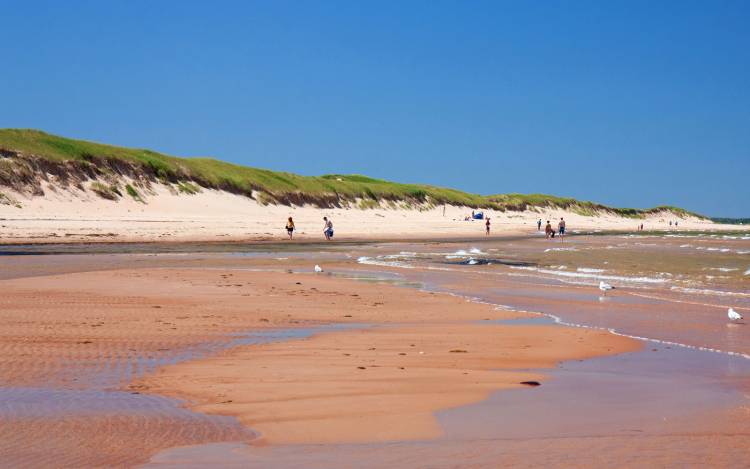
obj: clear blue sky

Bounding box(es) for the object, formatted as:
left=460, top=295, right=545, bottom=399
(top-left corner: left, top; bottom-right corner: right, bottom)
left=2, top=1, right=748, bottom=216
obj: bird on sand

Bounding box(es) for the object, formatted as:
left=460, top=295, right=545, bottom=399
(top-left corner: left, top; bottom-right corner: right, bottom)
left=314, top=265, right=323, bottom=273
left=728, top=308, right=743, bottom=321
left=599, top=281, right=615, bottom=295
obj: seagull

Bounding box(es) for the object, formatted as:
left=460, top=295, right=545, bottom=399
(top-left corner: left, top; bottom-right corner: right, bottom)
left=599, top=281, right=615, bottom=295
left=314, top=265, right=323, bottom=273
left=728, top=308, right=743, bottom=321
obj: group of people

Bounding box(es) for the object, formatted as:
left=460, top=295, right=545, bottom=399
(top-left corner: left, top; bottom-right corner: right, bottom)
left=538, top=217, right=566, bottom=240
left=285, top=216, right=334, bottom=241
left=284, top=214, right=573, bottom=241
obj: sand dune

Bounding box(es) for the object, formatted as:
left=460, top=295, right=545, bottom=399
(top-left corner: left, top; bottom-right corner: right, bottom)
left=0, top=183, right=725, bottom=244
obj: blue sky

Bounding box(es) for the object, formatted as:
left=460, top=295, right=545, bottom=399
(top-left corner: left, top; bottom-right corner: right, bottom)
left=2, top=1, right=748, bottom=216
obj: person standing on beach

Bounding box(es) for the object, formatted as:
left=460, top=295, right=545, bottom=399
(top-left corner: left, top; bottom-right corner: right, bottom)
left=323, top=217, right=334, bottom=241
left=537, top=219, right=542, bottom=231
left=558, top=217, right=566, bottom=241
left=485, top=218, right=491, bottom=236
left=285, top=217, right=295, bottom=240
left=545, top=220, right=553, bottom=239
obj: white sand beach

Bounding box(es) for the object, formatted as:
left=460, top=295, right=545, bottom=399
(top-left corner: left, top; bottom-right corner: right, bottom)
left=0, top=183, right=730, bottom=244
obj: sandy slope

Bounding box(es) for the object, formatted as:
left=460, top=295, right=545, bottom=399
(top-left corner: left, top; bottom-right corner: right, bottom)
left=0, top=183, right=728, bottom=244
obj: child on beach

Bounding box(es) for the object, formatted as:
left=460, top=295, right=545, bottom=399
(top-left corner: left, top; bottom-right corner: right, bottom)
left=323, top=217, right=334, bottom=241
left=545, top=221, right=553, bottom=239
left=285, top=217, right=295, bottom=240
left=537, top=219, right=542, bottom=231
left=485, top=218, right=491, bottom=235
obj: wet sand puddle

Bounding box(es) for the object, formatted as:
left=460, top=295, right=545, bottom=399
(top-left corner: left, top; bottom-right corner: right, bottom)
left=0, top=387, right=249, bottom=468
left=0, top=324, right=361, bottom=467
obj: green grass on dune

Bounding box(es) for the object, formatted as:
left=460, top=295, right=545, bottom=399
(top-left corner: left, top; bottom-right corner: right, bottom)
left=0, top=129, right=706, bottom=217
left=711, top=217, right=750, bottom=225
left=487, top=193, right=700, bottom=219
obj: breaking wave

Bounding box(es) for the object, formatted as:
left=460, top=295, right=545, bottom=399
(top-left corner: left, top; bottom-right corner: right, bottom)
left=510, top=266, right=668, bottom=284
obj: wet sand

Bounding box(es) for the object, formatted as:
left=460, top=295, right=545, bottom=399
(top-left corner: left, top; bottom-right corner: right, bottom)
left=138, top=322, right=634, bottom=445
left=1, top=233, right=748, bottom=467
left=0, top=257, right=636, bottom=466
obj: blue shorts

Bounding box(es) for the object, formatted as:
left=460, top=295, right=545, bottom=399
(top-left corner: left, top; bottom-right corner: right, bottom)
left=559, top=227, right=565, bottom=234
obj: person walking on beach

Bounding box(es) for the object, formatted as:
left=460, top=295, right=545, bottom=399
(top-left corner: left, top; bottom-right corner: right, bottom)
left=485, top=218, right=491, bottom=236
left=558, top=217, right=566, bottom=241
left=545, top=220, right=553, bottom=239
left=537, top=219, right=542, bottom=231
left=285, top=217, right=295, bottom=240
left=323, top=217, right=334, bottom=241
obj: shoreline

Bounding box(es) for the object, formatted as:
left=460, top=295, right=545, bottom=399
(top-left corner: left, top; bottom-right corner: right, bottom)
left=0, top=230, right=531, bottom=247
left=1, top=226, right=747, bottom=248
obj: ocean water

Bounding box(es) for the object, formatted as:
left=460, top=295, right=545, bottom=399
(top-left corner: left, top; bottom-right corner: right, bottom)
left=353, top=232, right=750, bottom=358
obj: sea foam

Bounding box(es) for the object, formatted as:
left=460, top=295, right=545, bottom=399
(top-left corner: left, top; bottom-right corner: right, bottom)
left=670, top=286, right=750, bottom=298
left=357, top=256, right=414, bottom=269
left=511, top=266, right=667, bottom=284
